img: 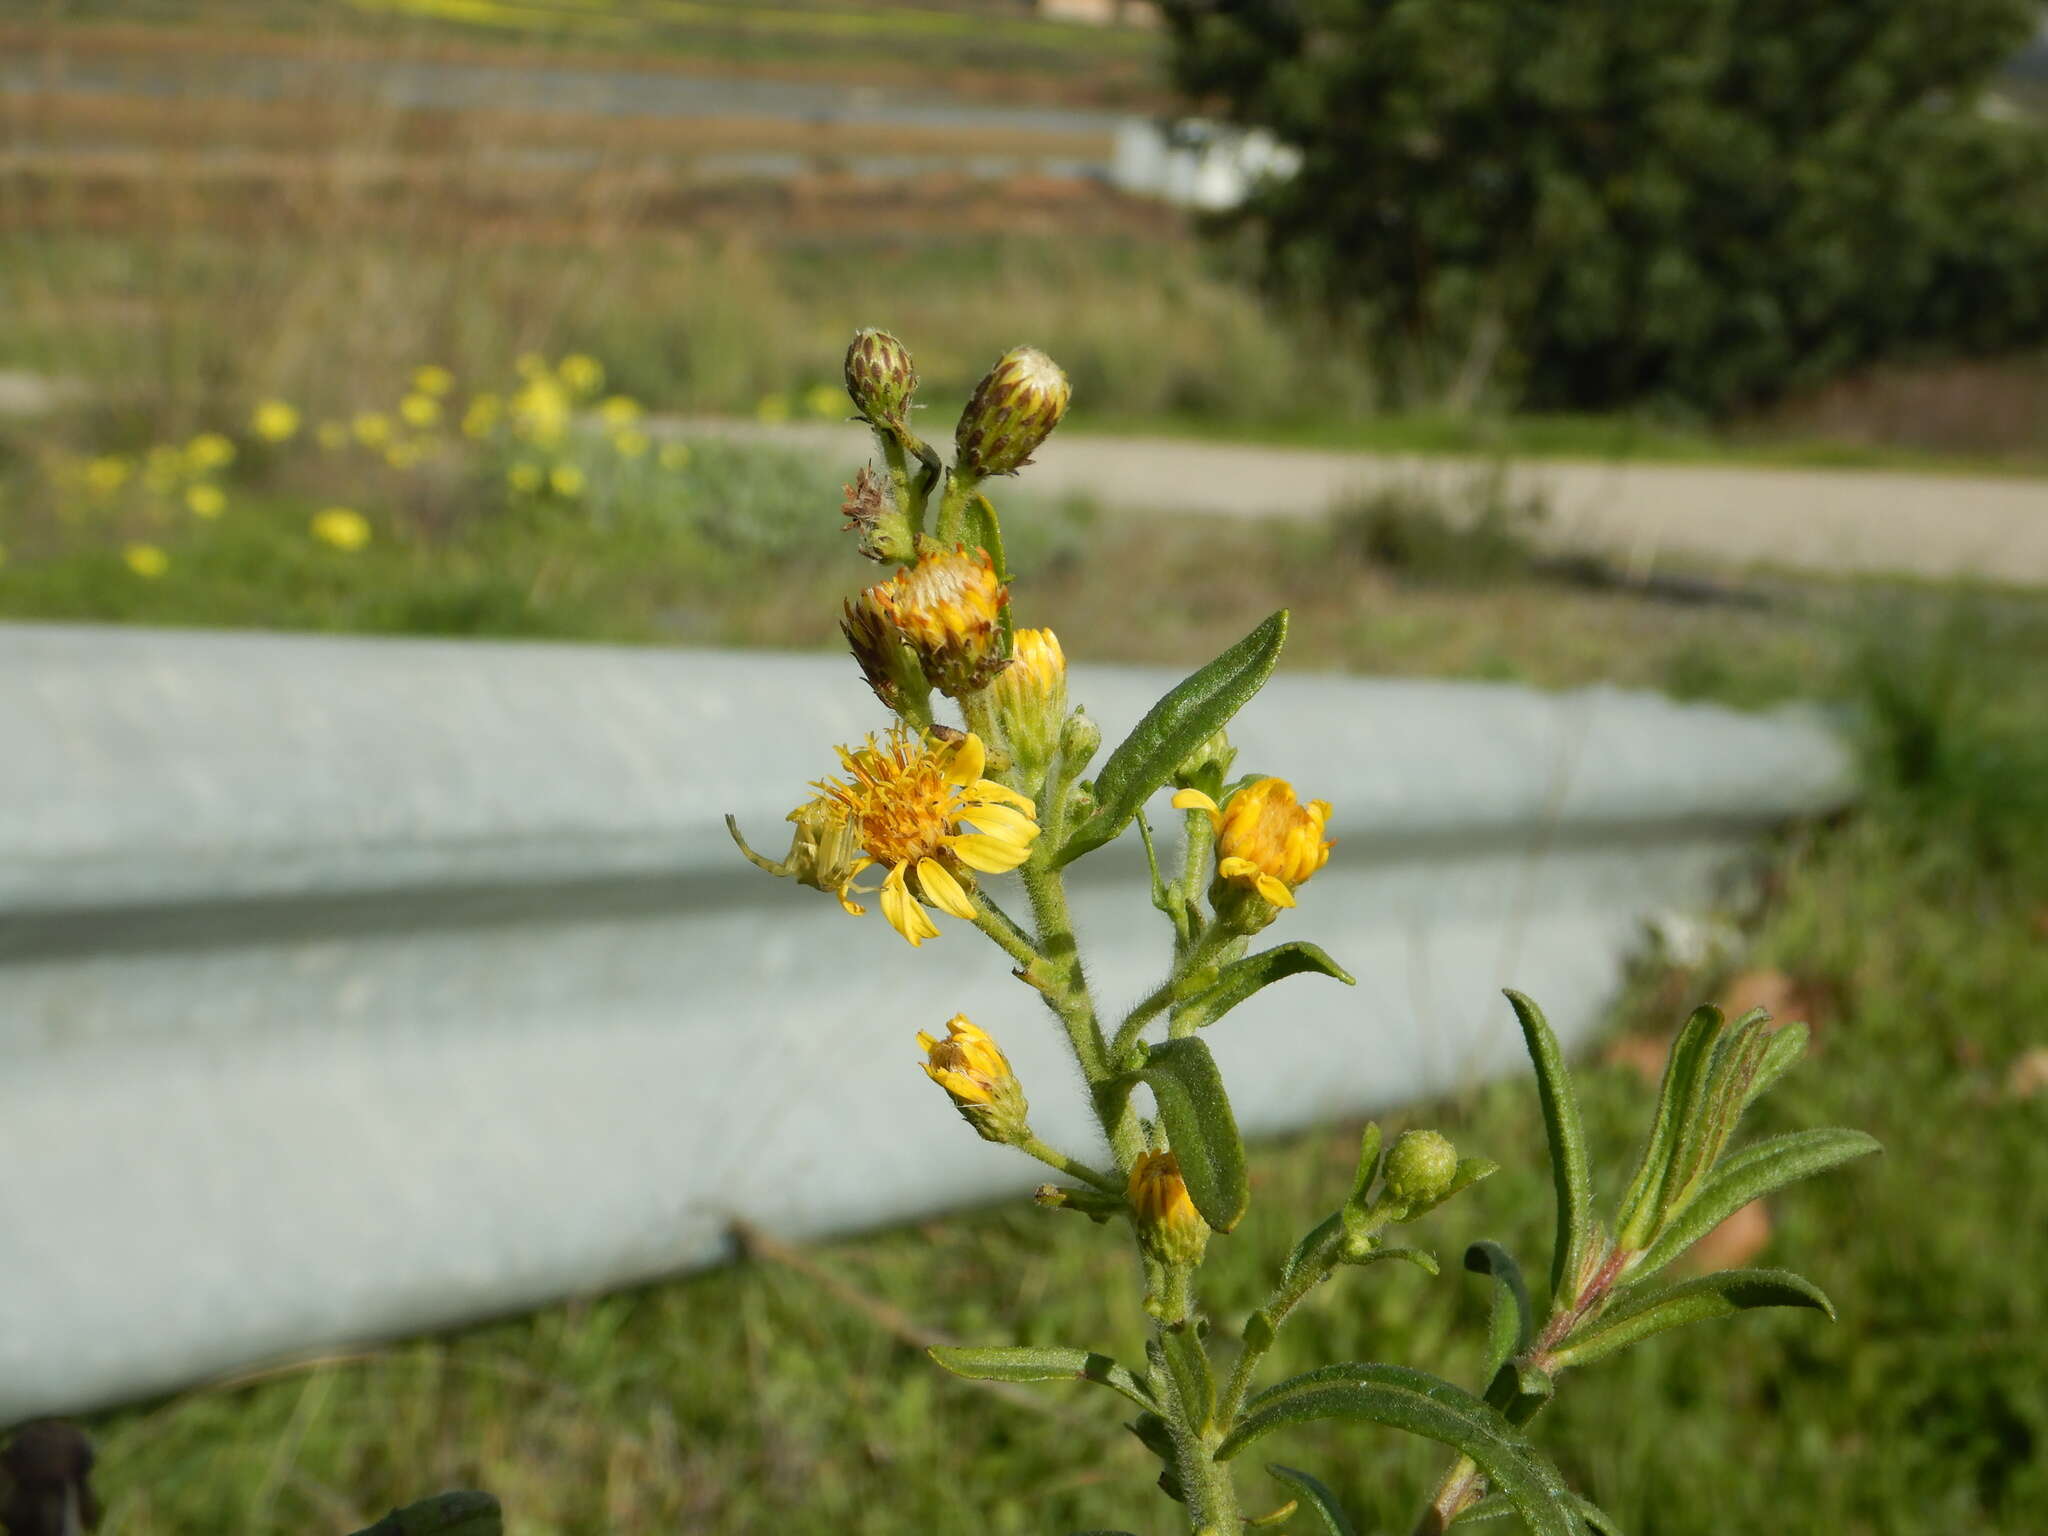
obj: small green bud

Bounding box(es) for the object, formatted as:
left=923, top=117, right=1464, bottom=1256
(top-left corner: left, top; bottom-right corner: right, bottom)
left=844, top=328, right=918, bottom=431
left=1171, top=728, right=1236, bottom=795
left=1383, top=1129, right=1460, bottom=1210
left=1059, top=708, right=1102, bottom=772
left=955, top=345, right=1070, bottom=479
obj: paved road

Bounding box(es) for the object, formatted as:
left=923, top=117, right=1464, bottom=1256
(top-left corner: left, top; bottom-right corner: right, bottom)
left=688, top=418, right=2048, bottom=585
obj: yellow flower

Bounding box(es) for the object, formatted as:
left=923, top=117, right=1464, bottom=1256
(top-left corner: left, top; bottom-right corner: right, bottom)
left=598, top=394, right=642, bottom=428
left=311, top=507, right=372, bottom=551
left=806, top=382, right=844, bottom=420
left=1128, top=1150, right=1209, bottom=1268
left=549, top=463, right=586, bottom=498
left=123, top=543, right=169, bottom=578
left=811, top=728, right=1038, bottom=947
left=917, top=1015, right=1029, bottom=1144
left=352, top=412, right=392, bottom=449
left=316, top=421, right=350, bottom=451
left=185, top=483, right=226, bottom=518
left=612, top=428, right=649, bottom=459
left=658, top=441, right=692, bottom=472
left=989, top=627, right=1067, bottom=780
left=511, top=376, right=569, bottom=446
left=462, top=393, right=502, bottom=439
left=507, top=462, right=544, bottom=494
left=185, top=432, right=236, bottom=472
left=251, top=399, right=300, bottom=442
left=557, top=353, right=604, bottom=397
left=727, top=796, right=873, bottom=915
left=413, top=364, right=455, bottom=397
left=84, top=456, right=132, bottom=494
left=848, top=544, right=1008, bottom=700
left=399, top=392, right=441, bottom=429
left=1172, top=777, right=1333, bottom=909
left=754, top=392, right=791, bottom=424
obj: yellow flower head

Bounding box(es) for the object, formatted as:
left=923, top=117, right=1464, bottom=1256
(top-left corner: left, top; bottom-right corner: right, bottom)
left=1172, top=777, right=1333, bottom=909
left=185, top=483, right=226, bottom=519
left=917, top=1015, right=1029, bottom=1143
left=251, top=399, right=300, bottom=443
left=989, top=626, right=1067, bottom=780
left=557, top=353, right=604, bottom=397
left=352, top=412, right=392, bottom=449
left=598, top=394, right=642, bottom=428
left=812, top=728, right=1038, bottom=946
left=185, top=432, right=236, bottom=472
left=511, top=376, right=569, bottom=446
left=806, top=383, right=845, bottom=420
left=1128, top=1150, right=1209, bottom=1268
left=84, top=456, right=132, bottom=494
left=399, top=392, right=441, bottom=429
left=311, top=507, right=372, bottom=551
left=123, top=543, right=169, bottom=579
left=413, top=364, right=455, bottom=397
left=853, top=544, right=1009, bottom=700
left=727, top=796, right=872, bottom=916
left=462, top=393, right=502, bottom=439
left=549, top=463, right=586, bottom=498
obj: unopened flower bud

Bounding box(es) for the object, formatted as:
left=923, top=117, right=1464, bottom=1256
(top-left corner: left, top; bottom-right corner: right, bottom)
left=1059, top=708, right=1102, bottom=773
left=1171, top=728, right=1237, bottom=794
left=989, top=627, right=1067, bottom=782
left=918, top=1015, right=1029, bottom=1144
left=844, top=328, right=918, bottom=432
left=860, top=545, right=1010, bottom=698
left=1128, top=1150, right=1210, bottom=1269
left=955, top=345, right=1070, bottom=479
left=1383, top=1129, right=1459, bottom=1210
left=726, top=799, right=871, bottom=916
left=842, top=588, right=933, bottom=716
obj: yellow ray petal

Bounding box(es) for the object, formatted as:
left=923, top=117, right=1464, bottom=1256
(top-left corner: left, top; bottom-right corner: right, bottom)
left=944, top=731, right=988, bottom=786
left=946, top=832, right=1033, bottom=873
left=968, top=779, right=1036, bottom=812
left=1255, top=873, right=1296, bottom=908
left=917, top=857, right=977, bottom=919
left=880, top=863, right=940, bottom=946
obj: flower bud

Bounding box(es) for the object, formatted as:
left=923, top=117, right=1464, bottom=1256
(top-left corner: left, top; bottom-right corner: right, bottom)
left=989, top=627, right=1067, bottom=783
left=845, top=328, right=918, bottom=432
left=1171, top=728, right=1237, bottom=796
left=918, top=1015, right=1029, bottom=1144
left=1128, top=1150, right=1210, bottom=1269
left=1059, top=708, right=1102, bottom=773
left=954, top=345, right=1070, bottom=479
left=726, top=799, right=871, bottom=916
left=1383, top=1129, right=1459, bottom=1210
left=860, top=545, right=1010, bottom=699
left=842, top=588, right=934, bottom=716
left=839, top=464, right=915, bottom=564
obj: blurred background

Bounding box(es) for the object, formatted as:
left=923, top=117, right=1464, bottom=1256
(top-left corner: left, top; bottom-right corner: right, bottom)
left=1, top=2, right=2045, bottom=1533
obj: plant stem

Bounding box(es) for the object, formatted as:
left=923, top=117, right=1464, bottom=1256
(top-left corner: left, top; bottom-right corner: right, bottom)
left=969, top=891, right=1043, bottom=979
left=933, top=468, right=977, bottom=545
left=1412, top=1455, right=1484, bottom=1536
left=1016, top=1133, right=1120, bottom=1195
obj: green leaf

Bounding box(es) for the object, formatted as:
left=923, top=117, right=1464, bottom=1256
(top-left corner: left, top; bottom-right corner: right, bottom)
left=1053, top=610, right=1288, bottom=866
left=1219, top=1364, right=1577, bottom=1536
left=1133, top=1036, right=1250, bottom=1232
left=1504, top=990, right=1595, bottom=1305
left=1266, top=1465, right=1359, bottom=1536
left=1632, top=1127, right=1881, bottom=1277
left=1742, top=1019, right=1810, bottom=1113
left=966, top=492, right=1015, bottom=649
left=1177, top=941, right=1356, bottom=1030
left=1570, top=1494, right=1627, bottom=1535
left=1465, top=1241, right=1534, bottom=1384
left=928, top=1344, right=1155, bottom=1411
left=347, top=1493, right=502, bottom=1536
left=1548, top=1268, right=1835, bottom=1371
left=1612, top=1004, right=1723, bottom=1250
left=1281, top=1211, right=1343, bottom=1289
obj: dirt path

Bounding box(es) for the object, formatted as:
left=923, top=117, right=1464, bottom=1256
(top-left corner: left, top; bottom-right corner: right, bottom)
left=691, top=418, right=2048, bottom=585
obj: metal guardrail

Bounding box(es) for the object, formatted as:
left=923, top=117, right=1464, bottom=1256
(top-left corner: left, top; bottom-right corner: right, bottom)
left=0, top=624, right=1854, bottom=1418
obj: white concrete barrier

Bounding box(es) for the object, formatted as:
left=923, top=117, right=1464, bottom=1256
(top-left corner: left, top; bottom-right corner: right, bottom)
left=0, top=624, right=1853, bottom=1419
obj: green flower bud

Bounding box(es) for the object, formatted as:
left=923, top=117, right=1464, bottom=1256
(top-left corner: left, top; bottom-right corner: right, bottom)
left=1059, top=708, right=1101, bottom=772
left=844, top=328, right=918, bottom=431
left=1383, top=1129, right=1459, bottom=1209
left=954, top=345, right=1070, bottom=479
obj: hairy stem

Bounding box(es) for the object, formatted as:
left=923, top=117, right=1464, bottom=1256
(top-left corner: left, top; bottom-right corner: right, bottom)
left=1016, top=1133, right=1120, bottom=1195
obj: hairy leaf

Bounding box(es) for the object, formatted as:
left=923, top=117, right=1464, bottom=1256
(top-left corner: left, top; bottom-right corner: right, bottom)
left=1266, top=1465, right=1359, bottom=1536
left=1613, top=1004, right=1723, bottom=1250
left=1504, top=990, right=1595, bottom=1305
left=348, top=1493, right=502, bottom=1536
left=1549, top=1268, right=1835, bottom=1371
left=1178, top=941, right=1356, bottom=1030
left=1466, top=1241, right=1534, bottom=1384
left=1054, top=610, right=1288, bottom=866
left=928, top=1344, right=1155, bottom=1410
left=1133, top=1036, right=1250, bottom=1232
left=1632, top=1127, right=1880, bottom=1277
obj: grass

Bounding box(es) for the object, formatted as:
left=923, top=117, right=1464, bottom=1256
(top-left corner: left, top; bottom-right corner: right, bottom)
left=72, top=635, right=2048, bottom=1533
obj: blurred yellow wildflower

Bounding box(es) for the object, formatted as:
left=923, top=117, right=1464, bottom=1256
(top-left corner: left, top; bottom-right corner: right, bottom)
left=311, top=507, right=372, bottom=552
left=511, top=376, right=570, bottom=446
left=806, top=383, right=845, bottom=420
left=413, top=364, right=455, bottom=397
left=185, top=483, right=227, bottom=519
left=251, top=400, right=300, bottom=443
left=185, top=432, right=236, bottom=472
left=612, top=429, right=649, bottom=459
left=549, top=463, right=586, bottom=498
left=658, top=442, right=692, bottom=472
left=508, top=462, right=544, bottom=494
left=1172, top=777, right=1333, bottom=909
left=462, top=394, right=503, bottom=439
left=123, top=543, right=169, bottom=578
left=316, top=421, right=349, bottom=451
left=558, top=354, right=604, bottom=396
left=812, top=728, right=1038, bottom=947
left=399, top=393, right=441, bottom=429
left=755, top=393, right=791, bottom=425
left=84, top=456, right=132, bottom=495
left=598, top=394, right=642, bottom=428
left=352, top=412, right=393, bottom=449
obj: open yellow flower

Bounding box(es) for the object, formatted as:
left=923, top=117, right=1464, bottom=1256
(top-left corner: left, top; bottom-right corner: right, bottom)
left=1172, top=777, right=1333, bottom=908
left=813, top=728, right=1038, bottom=946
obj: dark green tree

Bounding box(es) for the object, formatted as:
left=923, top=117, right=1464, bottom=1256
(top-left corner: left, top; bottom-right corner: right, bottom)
left=1158, top=0, right=2048, bottom=412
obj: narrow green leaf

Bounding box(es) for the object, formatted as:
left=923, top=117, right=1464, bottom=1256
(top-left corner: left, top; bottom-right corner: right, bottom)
left=928, top=1344, right=1155, bottom=1411
left=1453, top=1492, right=1514, bottom=1524
left=1281, top=1211, right=1343, bottom=1289
left=1549, top=1268, right=1835, bottom=1371
left=1742, top=1019, right=1810, bottom=1113
left=1135, top=1037, right=1250, bottom=1232
left=965, top=492, right=1014, bottom=648
left=1571, top=1494, right=1627, bottom=1535
left=1266, top=1465, right=1359, bottom=1536
left=347, top=1493, right=502, bottom=1536
left=1177, top=941, right=1356, bottom=1030
left=1633, top=1127, right=1881, bottom=1278
left=1054, top=610, right=1288, bottom=866
left=1504, top=990, right=1594, bottom=1305
left=1612, top=1004, right=1723, bottom=1250
left=1465, top=1241, right=1534, bottom=1383
left=1218, top=1364, right=1577, bottom=1536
